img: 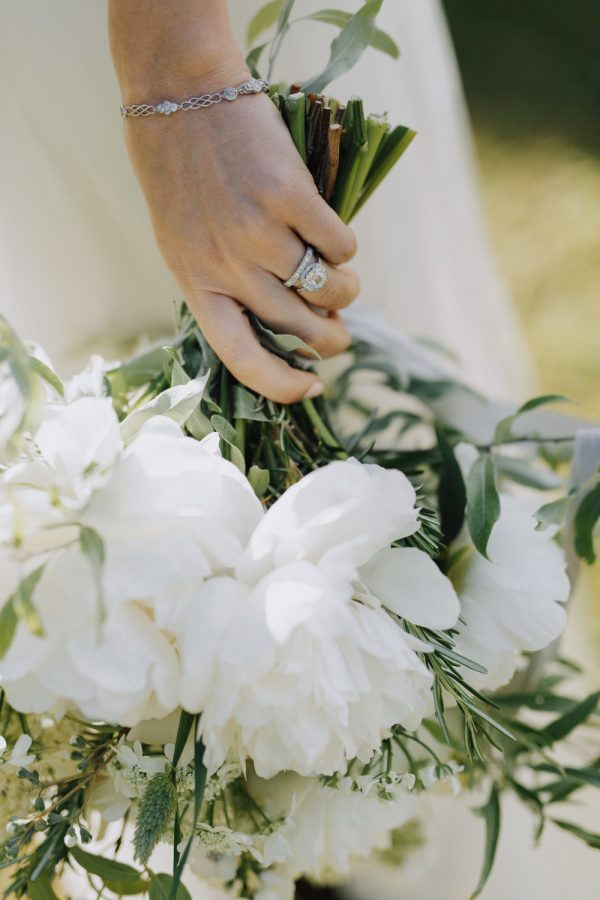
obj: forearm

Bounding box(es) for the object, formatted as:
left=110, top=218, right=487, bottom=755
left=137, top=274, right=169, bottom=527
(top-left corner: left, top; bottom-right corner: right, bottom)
left=108, top=0, right=247, bottom=99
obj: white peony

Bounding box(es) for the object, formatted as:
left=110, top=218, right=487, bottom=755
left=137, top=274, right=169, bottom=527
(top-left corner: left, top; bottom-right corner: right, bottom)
left=450, top=493, right=570, bottom=690
left=238, top=458, right=421, bottom=583
left=180, top=461, right=459, bottom=778
left=249, top=771, right=416, bottom=882
left=0, top=400, right=263, bottom=726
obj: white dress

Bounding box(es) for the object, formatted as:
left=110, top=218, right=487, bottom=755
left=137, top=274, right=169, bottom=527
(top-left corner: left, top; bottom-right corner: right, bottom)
left=3, top=3, right=597, bottom=899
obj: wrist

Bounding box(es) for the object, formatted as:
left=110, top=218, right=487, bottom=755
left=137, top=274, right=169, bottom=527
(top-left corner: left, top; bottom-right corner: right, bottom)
left=109, top=0, right=247, bottom=102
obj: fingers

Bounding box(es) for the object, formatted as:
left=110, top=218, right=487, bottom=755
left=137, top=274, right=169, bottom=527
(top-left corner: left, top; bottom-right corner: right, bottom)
left=236, top=272, right=352, bottom=359
left=286, top=185, right=358, bottom=265
left=268, top=229, right=361, bottom=311
left=188, top=293, right=326, bottom=404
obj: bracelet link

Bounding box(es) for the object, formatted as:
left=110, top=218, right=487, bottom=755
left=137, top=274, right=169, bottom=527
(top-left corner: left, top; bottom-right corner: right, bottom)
left=120, top=78, right=269, bottom=119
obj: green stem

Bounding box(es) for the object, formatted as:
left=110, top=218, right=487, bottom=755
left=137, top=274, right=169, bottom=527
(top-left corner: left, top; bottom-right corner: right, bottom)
left=301, top=399, right=347, bottom=456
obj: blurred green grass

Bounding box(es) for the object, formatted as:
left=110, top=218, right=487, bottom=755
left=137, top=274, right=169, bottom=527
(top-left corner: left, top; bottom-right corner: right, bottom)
left=443, top=0, right=600, bottom=420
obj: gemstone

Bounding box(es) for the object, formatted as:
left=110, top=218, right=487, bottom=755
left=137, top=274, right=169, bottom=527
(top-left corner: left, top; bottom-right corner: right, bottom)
left=302, top=263, right=328, bottom=292
left=223, top=87, right=238, bottom=101
left=156, top=100, right=178, bottom=115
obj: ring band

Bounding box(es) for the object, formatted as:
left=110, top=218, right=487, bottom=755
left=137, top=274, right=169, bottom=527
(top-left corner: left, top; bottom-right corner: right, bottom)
left=284, top=246, right=329, bottom=293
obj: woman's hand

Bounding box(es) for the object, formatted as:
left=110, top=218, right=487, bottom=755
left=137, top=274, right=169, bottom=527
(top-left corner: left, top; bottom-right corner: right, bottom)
left=109, top=1, right=359, bottom=403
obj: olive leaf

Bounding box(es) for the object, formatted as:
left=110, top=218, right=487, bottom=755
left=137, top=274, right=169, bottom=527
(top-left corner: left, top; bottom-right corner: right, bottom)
left=304, top=9, right=399, bottom=59
left=465, top=452, right=501, bottom=558
left=471, top=783, right=501, bottom=899
left=302, top=0, right=384, bottom=95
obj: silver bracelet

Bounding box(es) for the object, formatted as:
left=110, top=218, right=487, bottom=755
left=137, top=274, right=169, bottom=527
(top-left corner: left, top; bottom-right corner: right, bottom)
left=120, top=77, right=269, bottom=119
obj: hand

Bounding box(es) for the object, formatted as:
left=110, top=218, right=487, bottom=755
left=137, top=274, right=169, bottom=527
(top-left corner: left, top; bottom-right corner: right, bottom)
left=110, top=4, right=359, bottom=403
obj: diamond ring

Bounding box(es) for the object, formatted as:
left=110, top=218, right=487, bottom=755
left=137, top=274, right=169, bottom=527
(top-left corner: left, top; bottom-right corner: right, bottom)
left=283, top=246, right=329, bottom=293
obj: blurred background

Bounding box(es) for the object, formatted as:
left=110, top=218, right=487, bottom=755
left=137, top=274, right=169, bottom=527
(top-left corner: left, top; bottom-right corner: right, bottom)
left=442, top=0, right=600, bottom=420
left=441, top=0, right=600, bottom=658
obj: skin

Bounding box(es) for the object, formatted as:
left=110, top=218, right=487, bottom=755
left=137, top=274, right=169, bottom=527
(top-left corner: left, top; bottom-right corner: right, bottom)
left=109, top=0, right=360, bottom=403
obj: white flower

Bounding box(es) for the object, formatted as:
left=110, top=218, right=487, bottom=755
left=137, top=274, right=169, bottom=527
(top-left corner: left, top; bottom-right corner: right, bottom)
left=420, top=761, right=463, bottom=795
left=0, top=407, right=263, bottom=727
left=238, top=458, right=420, bottom=583
left=3, top=735, right=36, bottom=769
left=250, top=772, right=416, bottom=882
left=185, top=565, right=438, bottom=778
left=180, top=460, right=459, bottom=778
left=64, top=355, right=108, bottom=402
left=450, top=494, right=569, bottom=690
left=254, top=867, right=296, bottom=900
left=185, top=825, right=254, bottom=884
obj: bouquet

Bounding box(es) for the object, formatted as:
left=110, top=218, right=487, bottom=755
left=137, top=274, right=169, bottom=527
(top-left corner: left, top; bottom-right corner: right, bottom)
left=1, top=3, right=599, bottom=899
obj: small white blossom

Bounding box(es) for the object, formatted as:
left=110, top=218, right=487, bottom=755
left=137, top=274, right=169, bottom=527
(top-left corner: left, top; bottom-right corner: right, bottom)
left=185, top=825, right=254, bottom=884
left=3, top=735, right=36, bottom=769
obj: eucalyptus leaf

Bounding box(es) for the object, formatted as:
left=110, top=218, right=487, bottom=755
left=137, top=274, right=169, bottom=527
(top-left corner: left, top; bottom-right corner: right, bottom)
left=471, top=783, right=501, bottom=899
left=573, top=481, right=600, bottom=563
left=304, top=9, right=399, bottom=58
left=465, top=453, right=500, bottom=559
left=301, top=0, right=384, bottom=95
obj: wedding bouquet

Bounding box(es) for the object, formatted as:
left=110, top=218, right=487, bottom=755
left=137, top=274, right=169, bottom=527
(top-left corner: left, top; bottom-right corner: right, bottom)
left=1, top=3, right=599, bottom=899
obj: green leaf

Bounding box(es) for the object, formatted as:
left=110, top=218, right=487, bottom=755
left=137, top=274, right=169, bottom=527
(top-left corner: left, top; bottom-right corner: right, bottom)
left=28, top=873, right=60, bottom=900
left=71, top=845, right=145, bottom=884
left=542, top=690, right=600, bottom=745
left=0, top=596, right=18, bottom=659
left=248, top=465, right=270, bottom=498
left=535, top=496, right=570, bottom=531
left=171, top=711, right=194, bottom=768
left=134, top=773, right=177, bottom=865
left=9, top=564, right=45, bottom=641
left=150, top=873, right=192, bottom=900
left=233, top=386, right=269, bottom=422
left=105, top=879, right=150, bottom=895
left=436, top=426, right=467, bottom=545
left=246, top=0, right=284, bottom=46
left=495, top=691, right=577, bottom=714
left=245, top=42, right=268, bottom=77
left=80, top=526, right=105, bottom=573
left=351, top=125, right=416, bottom=218
left=210, top=414, right=238, bottom=445
left=574, top=481, right=600, bottom=563
left=121, top=375, right=209, bottom=444
left=301, top=0, right=384, bottom=95
left=471, top=783, right=501, bottom=899
left=493, top=394, right=570, bottom=444
left=30, top=357, right=64, bottom=397
left=552, top=819, right=600, bottom=849
left=169, top=726, right=206, bottom=900
left=253, top=318, right=321, bottom=360
left=304, top=9, right=399, bottom=58
left=465, top=453, right=500, bottom=558
left=535, top=763, right=600, bottom=789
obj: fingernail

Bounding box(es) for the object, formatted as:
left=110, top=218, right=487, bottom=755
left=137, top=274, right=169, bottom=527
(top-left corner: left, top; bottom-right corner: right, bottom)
left=303, top=381, right=325, bottom=400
